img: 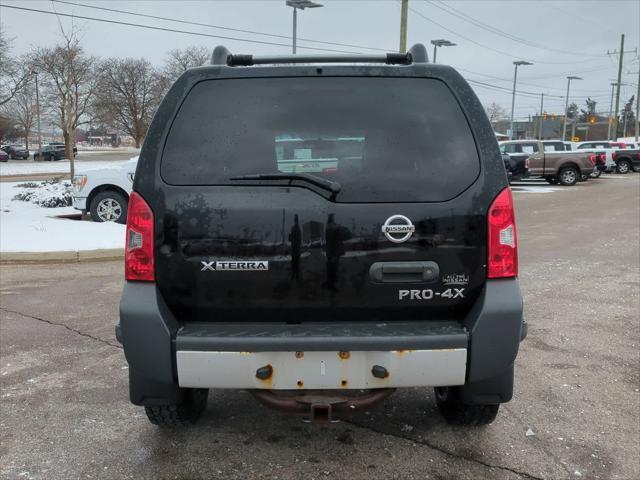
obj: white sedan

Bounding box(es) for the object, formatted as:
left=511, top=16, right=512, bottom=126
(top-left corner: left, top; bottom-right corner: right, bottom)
left=72, top=157, right=138, bottom=223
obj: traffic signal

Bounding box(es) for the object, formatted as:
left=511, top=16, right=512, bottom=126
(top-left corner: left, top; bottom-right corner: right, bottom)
left=589, top=116, right=596, bottom=124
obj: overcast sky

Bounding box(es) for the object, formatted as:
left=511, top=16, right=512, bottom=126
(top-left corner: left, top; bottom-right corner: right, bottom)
left=2, top=0, right=639, bottom=119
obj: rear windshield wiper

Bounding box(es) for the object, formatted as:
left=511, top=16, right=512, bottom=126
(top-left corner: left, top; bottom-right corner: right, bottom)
left=229, top=173, right=341, bottom=194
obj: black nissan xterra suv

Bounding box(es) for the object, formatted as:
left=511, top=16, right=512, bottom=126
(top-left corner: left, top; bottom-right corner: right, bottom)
left=118, top=44, right=526, bottom=427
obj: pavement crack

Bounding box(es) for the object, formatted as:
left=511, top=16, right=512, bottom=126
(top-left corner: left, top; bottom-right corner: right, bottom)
left=0, top=307, right=122, bottom=350
left=346, top=420, right=545, bottom=480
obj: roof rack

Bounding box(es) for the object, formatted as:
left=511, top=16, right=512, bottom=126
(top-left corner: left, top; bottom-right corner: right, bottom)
left=210, top=43, right=428, bottom=67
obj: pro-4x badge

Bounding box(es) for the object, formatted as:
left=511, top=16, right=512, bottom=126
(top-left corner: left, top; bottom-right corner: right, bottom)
left=201, top=261, right=269, bottom=271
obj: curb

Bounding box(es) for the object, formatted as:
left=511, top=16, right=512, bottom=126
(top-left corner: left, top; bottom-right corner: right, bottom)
left=0, top=248, right=124, bottom=264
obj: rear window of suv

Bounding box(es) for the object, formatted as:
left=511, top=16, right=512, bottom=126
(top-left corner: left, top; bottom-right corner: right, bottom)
left=161, top=77, right=480, bottom=202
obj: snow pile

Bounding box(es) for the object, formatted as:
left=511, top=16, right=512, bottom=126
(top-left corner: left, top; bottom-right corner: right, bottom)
left=12, top=180, right=72, bottom=208
left=0, top=182, right=125, bottom=253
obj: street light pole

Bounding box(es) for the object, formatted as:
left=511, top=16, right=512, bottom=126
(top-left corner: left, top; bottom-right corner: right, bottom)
left=509, top=60, right=532, bottom=140
left=430, top=39, right=456, bottom=64
left=286, top=0, right=323, bottom=54
left=32, top=70, right=42, bottom=158
left=562, top=75, right=582, bottom=141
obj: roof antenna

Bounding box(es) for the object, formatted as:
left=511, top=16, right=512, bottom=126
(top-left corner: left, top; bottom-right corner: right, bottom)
left=408, top=43, right=429, bottom=63
left=211, top=45, right=232, bottom=65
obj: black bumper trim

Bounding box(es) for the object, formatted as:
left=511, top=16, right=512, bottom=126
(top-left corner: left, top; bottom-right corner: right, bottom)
left=176, top=321, right=468, bottom=352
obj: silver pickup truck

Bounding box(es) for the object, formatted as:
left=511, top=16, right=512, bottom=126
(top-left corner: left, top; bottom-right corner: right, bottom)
left=499, top=140, right=595, bottom=186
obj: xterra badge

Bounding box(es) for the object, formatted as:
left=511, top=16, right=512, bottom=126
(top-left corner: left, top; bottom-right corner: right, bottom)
left=381, top=215, right=415, bottom=243
left=201, top=261, right=269, bottom=271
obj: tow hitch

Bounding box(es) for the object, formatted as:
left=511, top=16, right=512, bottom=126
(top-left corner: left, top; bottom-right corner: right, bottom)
left=250, top=389, right=395, bottom=423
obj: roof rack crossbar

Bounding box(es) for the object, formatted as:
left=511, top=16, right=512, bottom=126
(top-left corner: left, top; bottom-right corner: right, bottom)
left=211, top=44, right=429, bottom=67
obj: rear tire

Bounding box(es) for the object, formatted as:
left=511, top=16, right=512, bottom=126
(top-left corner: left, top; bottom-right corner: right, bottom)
left=558, top=167, right=578, bottom=186
left=434, top=387, right=499, bottom=426
left=89, top=190, right=128, bottom=224
left=144, top=388, right=209, bottom=426
left=616, top=159, right=631, bottom=174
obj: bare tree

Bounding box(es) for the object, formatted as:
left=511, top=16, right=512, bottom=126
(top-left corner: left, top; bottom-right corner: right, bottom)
left=2, top=87, right=36, bottom=150
left=32, top=29, right=97, bottom=177
left=93, top=58, right=162, bottom=148
left=484, top=102, right=508, bottom=126
left=0, top=26, right=32, bottom=106
left=164, top=46, right=209, bottom=81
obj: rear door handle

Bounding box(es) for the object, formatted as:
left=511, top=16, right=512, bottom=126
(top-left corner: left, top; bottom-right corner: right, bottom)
left=369, top=261, right=439, bottom=284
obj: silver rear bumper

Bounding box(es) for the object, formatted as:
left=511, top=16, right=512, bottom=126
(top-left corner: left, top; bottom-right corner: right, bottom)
left=176, top=348, right=467, bottom=390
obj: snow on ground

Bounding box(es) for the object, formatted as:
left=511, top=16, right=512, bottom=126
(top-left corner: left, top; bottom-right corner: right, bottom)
left=0, top=159, right=131, bottom=176
left=0, top=182, right=125, bottom=253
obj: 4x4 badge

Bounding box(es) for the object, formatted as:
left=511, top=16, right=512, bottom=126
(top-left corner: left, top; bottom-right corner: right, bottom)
left=381, top=215, right=415, bottom=243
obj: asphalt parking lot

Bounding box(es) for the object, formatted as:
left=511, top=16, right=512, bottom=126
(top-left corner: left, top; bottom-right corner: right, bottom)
left=1, top=175, right=638, bottom=480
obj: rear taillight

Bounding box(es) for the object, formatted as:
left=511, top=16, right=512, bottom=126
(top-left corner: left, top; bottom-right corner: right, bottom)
left=487, top=187, right=518, bottom=279
left=612, top=151, right=617, bottom=160
left=125, top=192, right=154, bottom=282
left=588, top=154, right=596, bottom=166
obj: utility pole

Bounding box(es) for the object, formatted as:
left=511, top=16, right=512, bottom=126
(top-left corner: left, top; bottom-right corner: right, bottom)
left=292, top=7, right=298, bottom=54
left=612, top=34, right=625, bottom=141
left=399, top=0, right=408, bottom=53
left=635, top=68, right=640, bottom=144
left=607, top=82, right=618, bottom=140
left=538, top=93, right=544, bottom=140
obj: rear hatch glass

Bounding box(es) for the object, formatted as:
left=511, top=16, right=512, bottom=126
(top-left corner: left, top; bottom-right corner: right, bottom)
left=161, top=77, right=480, bottom=202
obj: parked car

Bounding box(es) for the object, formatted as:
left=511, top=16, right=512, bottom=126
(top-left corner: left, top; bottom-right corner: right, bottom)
left=499, top=140, right=595, bottom=186
left=72, top=157, right=137, bottom=223
left=498, top=142, right=531, bottom=181
left=0, top=150, right=8, bottom=162
left=47, top=142, right=78, bottom=158
left=1, top=144, right=29, bottom=160
left=33, top=146, right=65, bottom=161
left=611, top=148, right=640, bottom=173
left=539, top=141, right=603, bottom=179
left=541, top=140, right=567, bottom=152
left=575, top=141, right=619, bottom=173
left=500, top=151, right=529, bottom=182
left=118, top=44, right=526, bottom=427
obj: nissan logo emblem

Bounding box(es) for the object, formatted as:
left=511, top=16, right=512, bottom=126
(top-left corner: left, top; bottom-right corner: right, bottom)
left=381, top=215, right=415, bottom=243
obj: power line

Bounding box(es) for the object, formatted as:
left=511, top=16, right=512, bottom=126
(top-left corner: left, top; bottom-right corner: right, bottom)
left=455, top=65, right=613, bottom=94
left=0, top=3, right=361, bottom=54
left=409, top=5, right=607, bottom=65
left=424, top=0, right=605, bottom=59
left=3, top=3, right=618, bottom=114
left=50, top=0, right=390, bottom=53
